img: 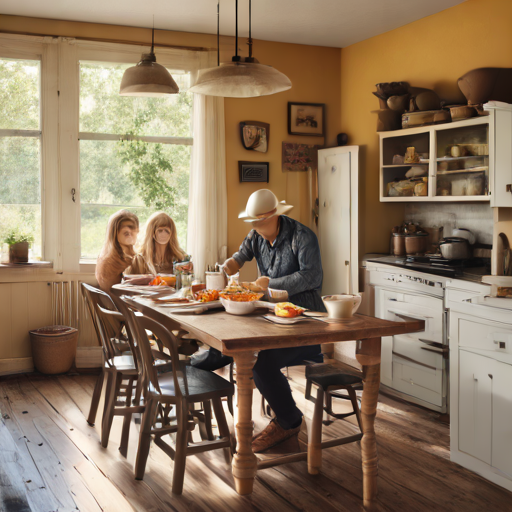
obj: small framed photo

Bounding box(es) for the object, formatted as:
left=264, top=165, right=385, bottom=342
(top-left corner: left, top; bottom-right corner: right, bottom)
left=239, top=121, right=269, bottom=153
left=288, top=102, right=325, bottom=137
left=238, top=161, right=269, bottom=183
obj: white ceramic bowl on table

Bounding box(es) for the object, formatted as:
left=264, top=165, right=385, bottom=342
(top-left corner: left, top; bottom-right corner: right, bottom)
left=220, top=297, right=274, bottom=315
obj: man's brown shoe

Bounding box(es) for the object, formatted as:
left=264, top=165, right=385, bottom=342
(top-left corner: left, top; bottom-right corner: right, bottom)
left=252, top=419, right=301, bottom=453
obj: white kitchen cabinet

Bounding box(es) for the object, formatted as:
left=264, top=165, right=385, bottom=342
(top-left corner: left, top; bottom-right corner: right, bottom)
left=318, top=146, right=359, bottom=295
left=447, top=279, right=512, bottom=491
left=458, top=350, right=492, bottom=465
left=379, top=102, right=512, bottom=205
left=491, top=360, right=512, bottom=477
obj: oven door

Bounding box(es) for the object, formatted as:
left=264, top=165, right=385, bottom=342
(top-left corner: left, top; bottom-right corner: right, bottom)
left=376, top=288, right=447, bottom=408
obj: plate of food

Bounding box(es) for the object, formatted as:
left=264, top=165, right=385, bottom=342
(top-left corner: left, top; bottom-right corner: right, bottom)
left=262, top=302, right=312, bottom=325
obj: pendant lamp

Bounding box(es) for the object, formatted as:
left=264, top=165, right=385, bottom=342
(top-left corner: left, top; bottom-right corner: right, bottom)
left=189, top=0, right=291, bottom=98
left=120, top=28, right=179, bottom=97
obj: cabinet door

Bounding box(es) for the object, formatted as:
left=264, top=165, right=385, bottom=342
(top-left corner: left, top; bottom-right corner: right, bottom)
left=318, top=149, right=356, bottom=295
left=492, top=361, right=512, bottom=476
left=458, top=350, right=493, bottom=464
left=492, top=108, right=512, bottom=207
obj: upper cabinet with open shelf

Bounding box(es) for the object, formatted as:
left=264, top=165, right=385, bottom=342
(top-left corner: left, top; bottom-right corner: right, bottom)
left=379, top=103, right=512, bottom=206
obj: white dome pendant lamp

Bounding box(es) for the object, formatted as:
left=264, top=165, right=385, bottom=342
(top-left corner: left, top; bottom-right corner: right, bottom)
left=189, top=0, right=291, bottom=98
left=119, top=27, right=179, bottom=97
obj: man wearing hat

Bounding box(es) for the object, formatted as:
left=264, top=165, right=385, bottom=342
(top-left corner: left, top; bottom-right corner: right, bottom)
left=193, top=189, right=325, bottom=453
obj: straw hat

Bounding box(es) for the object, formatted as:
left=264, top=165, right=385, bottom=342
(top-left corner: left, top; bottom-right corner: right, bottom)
left=238, top=189, right=293, bottom=223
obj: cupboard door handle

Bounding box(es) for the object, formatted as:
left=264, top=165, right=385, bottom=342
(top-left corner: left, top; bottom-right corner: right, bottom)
left=419, top=338, right=443, bottom=349
left=506, top=184, right=512, bottom=193
left=488, top=374, right=493, bottom=379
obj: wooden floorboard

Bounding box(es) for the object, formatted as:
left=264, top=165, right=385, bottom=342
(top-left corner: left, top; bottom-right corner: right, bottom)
left=0, top=368, right=511, bottom=512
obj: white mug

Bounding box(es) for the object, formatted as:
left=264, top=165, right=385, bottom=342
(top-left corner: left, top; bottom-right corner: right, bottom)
left=322, top=294, right=362, bottom=319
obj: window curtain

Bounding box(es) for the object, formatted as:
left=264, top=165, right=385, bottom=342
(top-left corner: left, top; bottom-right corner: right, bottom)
left=187, top=61, right=227, bottom=281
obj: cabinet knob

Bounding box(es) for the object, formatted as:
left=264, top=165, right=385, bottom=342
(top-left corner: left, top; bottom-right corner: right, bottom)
left=506, top=184, right=512, bottom=193
left=488, top=374, right=493, bottom=379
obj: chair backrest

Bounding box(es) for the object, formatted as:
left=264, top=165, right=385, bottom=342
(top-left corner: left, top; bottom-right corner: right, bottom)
left=116, top=296, right=187, bottom=399
left=81, top=283, right=121, bottom=362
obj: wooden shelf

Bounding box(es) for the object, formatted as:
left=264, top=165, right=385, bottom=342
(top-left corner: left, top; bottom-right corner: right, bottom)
left=437, top=156, right=488, bottom=161
left=437, top=166, right=488, bottom=175
left=382, top=163, right=429, bottom=168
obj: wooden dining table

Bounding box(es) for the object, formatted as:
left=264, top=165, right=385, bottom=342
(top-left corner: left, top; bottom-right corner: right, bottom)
left=112, top=290, right=424, bottom=509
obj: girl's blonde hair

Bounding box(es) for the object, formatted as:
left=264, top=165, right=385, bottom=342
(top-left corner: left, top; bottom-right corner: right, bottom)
left=139, top=212, right=186, bottom=274
left=99, top=209, right=139, bottom=260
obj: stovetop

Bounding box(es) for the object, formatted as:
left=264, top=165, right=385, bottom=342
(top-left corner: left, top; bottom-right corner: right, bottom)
left=367, top=255, right=490, bottom=280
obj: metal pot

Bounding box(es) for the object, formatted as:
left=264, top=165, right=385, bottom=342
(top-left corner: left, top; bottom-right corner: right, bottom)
left=439, top=237, right=472, bottom=260
left=405, top=233, right=428, bottom=255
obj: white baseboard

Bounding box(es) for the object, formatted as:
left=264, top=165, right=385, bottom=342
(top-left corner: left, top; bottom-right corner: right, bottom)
left=76, top=347, right=102, bottom=368
left=0, top=357, right=34, bottom=376
left=0, top=347, right=102, bottom=376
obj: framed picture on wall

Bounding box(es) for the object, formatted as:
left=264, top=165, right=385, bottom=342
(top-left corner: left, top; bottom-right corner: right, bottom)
left=282, top=143, right=319, bottom=172
left=238, top=161, right=269, bottom=183
left=239, top=121, right=269, bottom=153
left=288, top=102, right=325, bottom=137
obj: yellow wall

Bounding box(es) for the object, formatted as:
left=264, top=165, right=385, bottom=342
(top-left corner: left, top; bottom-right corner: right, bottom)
left=1, top=15, right=341, bottom=281
left=339, top=0, right=512, bottom=257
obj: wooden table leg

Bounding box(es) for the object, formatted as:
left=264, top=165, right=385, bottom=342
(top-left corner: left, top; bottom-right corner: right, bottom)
left=356, top=337, right=382, bottom=510
left=232, top=351, right=258, bottom=495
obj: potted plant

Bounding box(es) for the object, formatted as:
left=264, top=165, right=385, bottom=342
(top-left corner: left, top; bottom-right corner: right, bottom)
left=4, top=230, right=34, bottom=263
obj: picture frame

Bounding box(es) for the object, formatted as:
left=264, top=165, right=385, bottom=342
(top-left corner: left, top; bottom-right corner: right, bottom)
left=282, top=143, right=319, bottom=172
left=238, top=161, right=269, bottom=183
left=239, top=121, right=269, bottom=153
left=287, top=102, right=325, bottom=137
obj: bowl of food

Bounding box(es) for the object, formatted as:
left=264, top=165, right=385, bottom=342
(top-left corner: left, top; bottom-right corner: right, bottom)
left=194, top=289, right=220, bottom=303
left=219, top=290, right=265, bottom=315
left=149, top=275, right=176, bottom=287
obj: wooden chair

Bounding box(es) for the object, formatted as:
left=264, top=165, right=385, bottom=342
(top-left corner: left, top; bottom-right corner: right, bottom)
left=81, top=283, right=133, bottom=427
left=118, top=296, right=234, bottom=494
left=82, top=283, right=150, bottom=452
left=82, top=283, right=173, bottom=453
left=303, top=361, right=363, bottom=475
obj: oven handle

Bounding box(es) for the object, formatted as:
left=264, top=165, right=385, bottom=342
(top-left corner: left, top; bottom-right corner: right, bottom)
left=387, top=309, right=432, bottom=323
left=392, top=351, right=437, bottom=371
left=419, top=338, right=444, bottom=350
left=420, top=346, right=449, bottom=358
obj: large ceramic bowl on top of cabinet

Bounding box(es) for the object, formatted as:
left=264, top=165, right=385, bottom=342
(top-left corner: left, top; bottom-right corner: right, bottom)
left=379, top=102, right=512, bottom=206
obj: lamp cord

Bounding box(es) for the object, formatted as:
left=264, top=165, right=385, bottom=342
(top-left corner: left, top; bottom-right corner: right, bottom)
left=151, top=16, right=155, bottom=54
left=217, top=1, right=220, bottom=66
left=235, top=0, right=238, bottom=58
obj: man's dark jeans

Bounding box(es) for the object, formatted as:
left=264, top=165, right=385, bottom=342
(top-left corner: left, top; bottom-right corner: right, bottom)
left=191, top=345, right=323, bottom=430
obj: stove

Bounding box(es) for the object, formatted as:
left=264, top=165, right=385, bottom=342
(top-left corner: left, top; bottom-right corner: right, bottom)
left=367, top=255, right=489, bottom=279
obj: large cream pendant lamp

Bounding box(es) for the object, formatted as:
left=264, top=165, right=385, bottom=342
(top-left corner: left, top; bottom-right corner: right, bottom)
left=119, top=28, right=179, bottom=97
left=189, top=0, right=291, bottom=98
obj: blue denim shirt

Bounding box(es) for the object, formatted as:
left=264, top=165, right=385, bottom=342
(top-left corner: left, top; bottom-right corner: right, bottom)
left=232, top=216, right=326, bottom=312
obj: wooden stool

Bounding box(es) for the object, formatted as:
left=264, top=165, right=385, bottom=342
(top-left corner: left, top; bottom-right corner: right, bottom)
left=304, top=362, right=363, bottom=475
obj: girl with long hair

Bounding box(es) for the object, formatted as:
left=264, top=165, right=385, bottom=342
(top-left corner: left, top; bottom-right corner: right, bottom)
left=95, top=209, right=139, bottom=291
left=128, top=211, right=190, bottom=275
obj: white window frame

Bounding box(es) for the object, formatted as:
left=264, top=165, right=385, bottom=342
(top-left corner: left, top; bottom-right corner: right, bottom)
left=0, top=34, right=59, bottom=266
left=0, top=34, right=206, bottom=274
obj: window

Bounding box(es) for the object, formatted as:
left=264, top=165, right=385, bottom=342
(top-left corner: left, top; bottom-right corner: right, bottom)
left=79, top=61, right=193, bottom=260
left=0, top=57, right=42, bottom=259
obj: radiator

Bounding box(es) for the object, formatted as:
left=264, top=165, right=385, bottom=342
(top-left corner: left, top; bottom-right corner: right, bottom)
left=51, top=279, right=98, bottom=349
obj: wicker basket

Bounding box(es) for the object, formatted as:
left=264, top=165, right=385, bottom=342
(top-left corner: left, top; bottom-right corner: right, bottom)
left=29, top=325, right=78, bottom=375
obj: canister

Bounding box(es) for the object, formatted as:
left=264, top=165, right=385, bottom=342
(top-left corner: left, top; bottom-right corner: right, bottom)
left=392, top=233, right=406, bottom=256
left=205, top=271, right=227, bottom=290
